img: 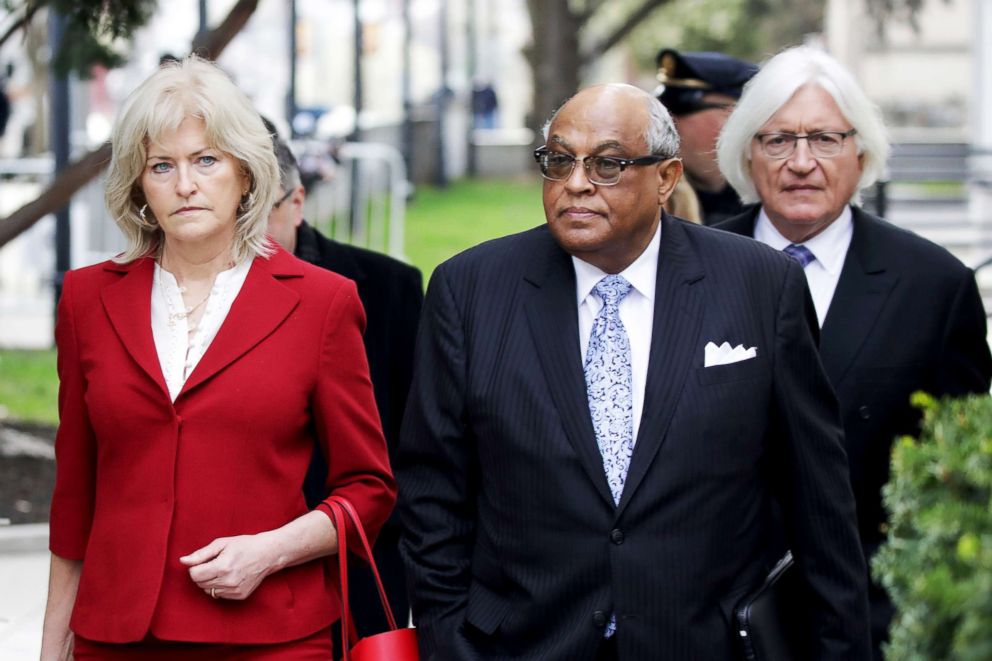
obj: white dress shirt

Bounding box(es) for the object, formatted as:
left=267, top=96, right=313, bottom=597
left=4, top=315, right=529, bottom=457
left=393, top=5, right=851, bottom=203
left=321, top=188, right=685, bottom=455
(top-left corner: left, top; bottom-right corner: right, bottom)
left=574, top=224, right=660, bottom=440
left=151, top=259, right=252, bottom=402
left=754, top=206, right=853, bottom=327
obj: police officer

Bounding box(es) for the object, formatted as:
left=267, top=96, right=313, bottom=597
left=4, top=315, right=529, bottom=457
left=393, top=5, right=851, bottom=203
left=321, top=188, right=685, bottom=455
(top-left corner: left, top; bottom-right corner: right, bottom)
left=655, top=48, right=757, bottom=225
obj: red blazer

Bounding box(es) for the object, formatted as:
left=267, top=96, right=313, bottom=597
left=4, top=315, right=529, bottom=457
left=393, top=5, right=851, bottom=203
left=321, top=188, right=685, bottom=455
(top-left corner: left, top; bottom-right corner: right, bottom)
left=49, top=246, right=397, bottom=644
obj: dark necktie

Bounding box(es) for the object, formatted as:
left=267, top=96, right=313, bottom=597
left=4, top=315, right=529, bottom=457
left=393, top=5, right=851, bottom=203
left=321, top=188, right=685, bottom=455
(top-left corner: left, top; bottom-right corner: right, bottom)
left=783, top=243, right=816, bottom=268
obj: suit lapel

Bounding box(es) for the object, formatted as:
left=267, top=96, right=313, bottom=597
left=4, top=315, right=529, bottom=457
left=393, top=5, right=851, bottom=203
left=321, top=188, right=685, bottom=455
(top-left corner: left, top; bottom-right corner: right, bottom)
left=819, top=210, right=898, bottom=385
left=523, top=235, right=616, bottom=508
left=100, top=258, right=170, bottom=398
left=179, top=250, right=302, bottom=397
left=721, top=206, right=899, bottom=386
left=617, top=216, right=705, bottom=515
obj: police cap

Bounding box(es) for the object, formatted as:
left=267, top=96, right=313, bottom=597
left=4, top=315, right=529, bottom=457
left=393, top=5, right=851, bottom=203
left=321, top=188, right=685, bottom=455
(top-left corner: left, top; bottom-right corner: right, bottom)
left=655, top=48, right=757, bottom=116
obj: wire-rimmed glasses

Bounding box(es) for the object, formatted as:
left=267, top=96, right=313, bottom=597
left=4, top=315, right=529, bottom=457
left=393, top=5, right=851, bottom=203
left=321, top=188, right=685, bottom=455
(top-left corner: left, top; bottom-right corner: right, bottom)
left=753, top=129, right=858, bottom=159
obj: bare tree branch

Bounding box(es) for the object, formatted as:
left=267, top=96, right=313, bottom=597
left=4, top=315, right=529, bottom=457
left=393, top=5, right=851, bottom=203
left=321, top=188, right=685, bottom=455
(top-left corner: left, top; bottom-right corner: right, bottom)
left=0, top=3, right=40, bottom=50
left=0, top=144, right=111, bottom=247
left=581, top=0, right=671, bottom=66
left=575, top=0, right=608, bottom=26
left=190, top=0, right=259, bottom=57
left=0, top=0, right=261, bottom=249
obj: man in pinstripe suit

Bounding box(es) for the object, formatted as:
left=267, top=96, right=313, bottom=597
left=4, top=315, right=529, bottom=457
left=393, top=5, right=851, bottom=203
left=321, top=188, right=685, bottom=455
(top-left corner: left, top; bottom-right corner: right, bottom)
left=397, top=84, right=871, bottom=661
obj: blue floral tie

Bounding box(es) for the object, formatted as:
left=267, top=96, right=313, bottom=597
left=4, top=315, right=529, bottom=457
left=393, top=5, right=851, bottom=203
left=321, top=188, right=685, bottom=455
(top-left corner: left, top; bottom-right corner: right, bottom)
left=584, top=274, right=635, bottom=507
left=584, top=275, right=634, bottom=638
left=783, top=243, right=816, bottom=268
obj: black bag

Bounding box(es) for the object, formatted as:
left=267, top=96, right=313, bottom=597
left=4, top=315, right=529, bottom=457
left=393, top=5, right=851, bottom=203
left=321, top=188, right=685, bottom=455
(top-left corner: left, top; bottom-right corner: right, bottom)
left=734, top=551, right=805, bottom=661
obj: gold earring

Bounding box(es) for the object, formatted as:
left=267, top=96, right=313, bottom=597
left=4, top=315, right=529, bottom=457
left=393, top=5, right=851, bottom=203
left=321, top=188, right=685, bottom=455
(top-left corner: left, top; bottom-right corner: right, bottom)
left=238, top=191, right=255, bottom=215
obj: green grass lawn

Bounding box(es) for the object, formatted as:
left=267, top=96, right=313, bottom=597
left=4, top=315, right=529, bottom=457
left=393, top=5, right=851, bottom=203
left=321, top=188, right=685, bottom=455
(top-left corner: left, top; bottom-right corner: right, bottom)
left=405, top=177, right=544, bottom=279
left=0, top=349, right=58, bottom=426
left=0, top=177, right=547, bottom=426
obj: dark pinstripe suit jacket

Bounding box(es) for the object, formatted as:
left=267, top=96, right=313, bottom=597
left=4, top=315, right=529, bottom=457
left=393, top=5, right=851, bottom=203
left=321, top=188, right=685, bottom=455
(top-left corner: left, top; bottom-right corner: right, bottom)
left=397, top=215, right=871, bottom=660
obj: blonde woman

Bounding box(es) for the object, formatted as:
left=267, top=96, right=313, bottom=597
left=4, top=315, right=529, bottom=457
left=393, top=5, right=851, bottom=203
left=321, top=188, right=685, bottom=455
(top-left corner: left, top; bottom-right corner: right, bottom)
left=40, top=56, right=395, bottom=660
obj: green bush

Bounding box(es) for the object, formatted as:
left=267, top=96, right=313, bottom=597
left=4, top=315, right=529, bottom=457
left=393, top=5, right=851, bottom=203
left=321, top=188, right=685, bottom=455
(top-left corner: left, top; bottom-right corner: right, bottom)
left=873, top=392, right=992, bottom=661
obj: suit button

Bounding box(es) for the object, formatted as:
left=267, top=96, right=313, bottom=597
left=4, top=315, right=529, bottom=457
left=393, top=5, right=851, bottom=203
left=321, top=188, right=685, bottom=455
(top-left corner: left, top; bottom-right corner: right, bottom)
left=610, top=529, right=625, bottom=545
left=592, top=610, right=607, bottom=627
left=859, top=405, right=871, bottom=420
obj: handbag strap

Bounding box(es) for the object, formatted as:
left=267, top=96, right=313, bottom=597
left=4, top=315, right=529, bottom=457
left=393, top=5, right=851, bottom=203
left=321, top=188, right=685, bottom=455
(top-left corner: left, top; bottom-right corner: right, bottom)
left=330, top=496, right=400, bottom=631
left=329, top=501, right=354, bottom=661
left=328, top=496, right=401, bottom=657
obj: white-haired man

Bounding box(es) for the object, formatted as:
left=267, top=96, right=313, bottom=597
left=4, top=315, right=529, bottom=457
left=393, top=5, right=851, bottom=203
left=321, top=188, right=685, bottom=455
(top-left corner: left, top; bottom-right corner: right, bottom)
left=715, top=45, right=992, bottom=660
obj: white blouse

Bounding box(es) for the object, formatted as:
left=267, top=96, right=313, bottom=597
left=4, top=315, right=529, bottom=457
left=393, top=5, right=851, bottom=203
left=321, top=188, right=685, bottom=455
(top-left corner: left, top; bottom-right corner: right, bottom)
left=151, top=259, right=252, bottom=402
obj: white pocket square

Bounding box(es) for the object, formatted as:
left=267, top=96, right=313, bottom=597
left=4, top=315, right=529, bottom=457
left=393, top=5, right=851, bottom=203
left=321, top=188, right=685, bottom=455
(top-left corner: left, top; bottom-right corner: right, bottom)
left=704, top=341, right=757, bottom=367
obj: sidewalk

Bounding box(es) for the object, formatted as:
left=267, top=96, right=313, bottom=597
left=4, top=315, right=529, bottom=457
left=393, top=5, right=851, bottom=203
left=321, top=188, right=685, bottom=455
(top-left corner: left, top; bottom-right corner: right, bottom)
left=0, top=524, right=48, bottom=660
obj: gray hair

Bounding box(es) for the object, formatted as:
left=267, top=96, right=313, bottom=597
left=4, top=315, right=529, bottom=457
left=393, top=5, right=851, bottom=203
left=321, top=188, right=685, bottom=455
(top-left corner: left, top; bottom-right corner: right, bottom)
left=272, top=138, right=302, bottom=192
left=541, top=86, right=681, bottom=157
left=716, top=45, right=890, bottom=206
left=105, top=55, right=279, bottom=264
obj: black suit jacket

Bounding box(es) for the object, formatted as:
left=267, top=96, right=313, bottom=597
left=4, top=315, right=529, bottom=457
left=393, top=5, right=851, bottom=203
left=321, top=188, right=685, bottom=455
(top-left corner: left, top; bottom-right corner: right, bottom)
left=398, top=215, right=871, bottom=660
left=295, top=221, right=423, bottom=636
left=295, top=221, right=423, bottom=473
left=716, top=206, right=992, bottom=554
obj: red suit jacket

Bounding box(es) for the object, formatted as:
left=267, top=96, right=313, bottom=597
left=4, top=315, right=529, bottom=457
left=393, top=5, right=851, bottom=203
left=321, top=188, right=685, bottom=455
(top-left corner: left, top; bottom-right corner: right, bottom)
left=49, top=245, right=397, bottom=644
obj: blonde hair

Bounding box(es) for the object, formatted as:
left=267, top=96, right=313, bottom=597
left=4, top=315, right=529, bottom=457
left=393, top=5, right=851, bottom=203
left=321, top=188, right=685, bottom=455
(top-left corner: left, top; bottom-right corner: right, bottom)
left=664, top=178, right=702, bottom=224
left=105, top=55, right=279, bottom=263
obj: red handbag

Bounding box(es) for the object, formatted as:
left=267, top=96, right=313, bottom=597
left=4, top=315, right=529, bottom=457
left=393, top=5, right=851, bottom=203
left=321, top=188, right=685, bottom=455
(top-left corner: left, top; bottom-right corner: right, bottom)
left=327, top=495, right=419, bottom=661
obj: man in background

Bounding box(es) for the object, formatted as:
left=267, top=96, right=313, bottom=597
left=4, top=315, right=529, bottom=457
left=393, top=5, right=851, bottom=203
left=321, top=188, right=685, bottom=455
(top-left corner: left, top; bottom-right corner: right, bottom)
left=655, top=48, right=756, bottom=224
left=268, top=135, right=423, bottom=636
left=715, top=45, right=992, bottom=659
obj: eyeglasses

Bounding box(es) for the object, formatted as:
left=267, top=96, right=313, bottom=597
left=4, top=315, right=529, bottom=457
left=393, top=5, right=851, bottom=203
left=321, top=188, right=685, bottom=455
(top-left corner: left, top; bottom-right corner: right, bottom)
left=533, top=147, right=670, bottom=186
left=753, top=129, right=857, bottom=159
left=273, top=188, right=293, bottom=209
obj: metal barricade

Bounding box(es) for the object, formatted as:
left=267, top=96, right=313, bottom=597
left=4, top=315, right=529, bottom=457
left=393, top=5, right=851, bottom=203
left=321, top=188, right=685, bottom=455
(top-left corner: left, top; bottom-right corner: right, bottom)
left=300, top=141, right=409, bottom=260
left=0, top=157, right=55, bottom=348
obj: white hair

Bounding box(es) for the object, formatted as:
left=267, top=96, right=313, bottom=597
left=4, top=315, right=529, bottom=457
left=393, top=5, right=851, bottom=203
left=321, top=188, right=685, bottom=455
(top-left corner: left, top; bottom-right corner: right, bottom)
left=716, top=45, right=890, bottom=206
left=541, top=85, right=681, bottom=157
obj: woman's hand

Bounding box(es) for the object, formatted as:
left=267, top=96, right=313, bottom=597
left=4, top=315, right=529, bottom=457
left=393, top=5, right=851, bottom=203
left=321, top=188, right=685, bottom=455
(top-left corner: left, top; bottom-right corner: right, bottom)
left=180, top=511, right=338, bottom=601
left=179, top=533, right=282, bottom=601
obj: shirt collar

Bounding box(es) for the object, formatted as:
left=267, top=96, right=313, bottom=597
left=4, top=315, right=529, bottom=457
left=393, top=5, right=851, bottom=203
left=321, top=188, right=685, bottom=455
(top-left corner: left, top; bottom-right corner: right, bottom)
left=573, top=221, right=661, bottom=306
left=754, top=205, right=853, bottom=276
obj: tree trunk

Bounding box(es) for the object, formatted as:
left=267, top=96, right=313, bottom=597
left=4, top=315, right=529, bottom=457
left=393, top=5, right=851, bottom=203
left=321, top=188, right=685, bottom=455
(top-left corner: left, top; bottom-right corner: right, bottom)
left=524, top=0, right=583, bottom=136
left=0, top=0, right=261, bottom=249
